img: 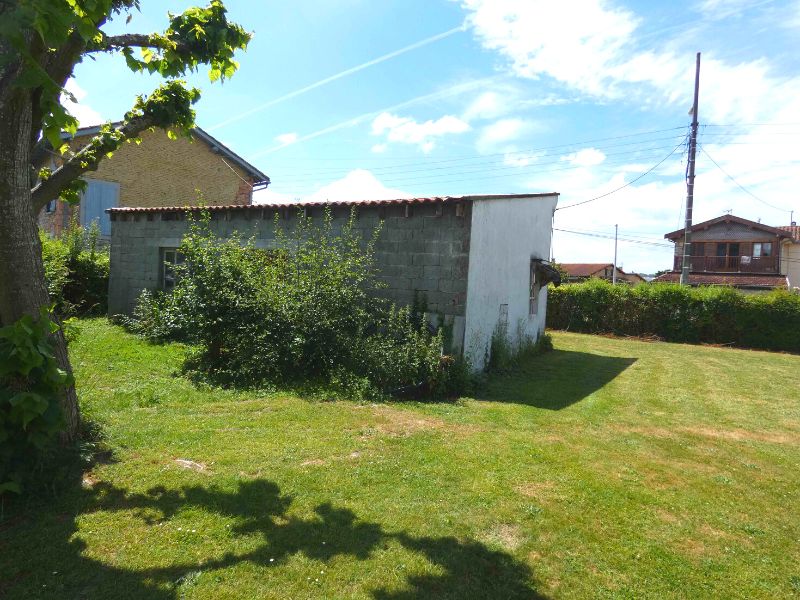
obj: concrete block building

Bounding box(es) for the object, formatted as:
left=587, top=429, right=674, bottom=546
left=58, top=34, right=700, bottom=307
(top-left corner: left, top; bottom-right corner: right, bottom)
left=39, top=125, right=269, bottom=238
left=107, top=193, right=559, bottom=369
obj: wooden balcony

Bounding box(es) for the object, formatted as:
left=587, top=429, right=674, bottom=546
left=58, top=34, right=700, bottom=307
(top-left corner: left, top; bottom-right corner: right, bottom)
left=673, top=255, right=779, bottom=273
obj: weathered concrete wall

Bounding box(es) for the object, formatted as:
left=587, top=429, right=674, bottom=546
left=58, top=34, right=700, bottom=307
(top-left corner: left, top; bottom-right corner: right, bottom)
left=464, top=194, right=558, bottom=369
left=108, top=202, right=472, bottom=328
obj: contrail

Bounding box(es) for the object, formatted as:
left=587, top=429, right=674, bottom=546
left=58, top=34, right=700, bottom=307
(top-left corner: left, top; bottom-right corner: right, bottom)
left=249, top=76, right=497, bottom=158
left=209, top=24, right=466, bottom=132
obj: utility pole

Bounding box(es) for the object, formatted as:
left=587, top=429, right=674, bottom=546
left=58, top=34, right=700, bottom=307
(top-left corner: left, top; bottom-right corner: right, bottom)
left=612, top=224, right=618, bottom=285
left=680, top=52, right=701, bottom=285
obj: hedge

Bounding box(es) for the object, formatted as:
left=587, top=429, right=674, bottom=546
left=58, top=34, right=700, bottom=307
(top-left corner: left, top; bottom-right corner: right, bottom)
left=546, top=279, right=800, bottom=353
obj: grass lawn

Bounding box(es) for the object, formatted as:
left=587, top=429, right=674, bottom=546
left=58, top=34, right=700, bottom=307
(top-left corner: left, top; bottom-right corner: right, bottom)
left=2, top=320, right=800, bottom=599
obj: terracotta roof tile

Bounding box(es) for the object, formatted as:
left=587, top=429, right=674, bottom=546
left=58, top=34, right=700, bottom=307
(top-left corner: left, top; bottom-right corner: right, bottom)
left=106, top=193, right=559, bottom=213
left=778, top=225, right=800, bottom=241
left=560, top=263, right=613, bottom=277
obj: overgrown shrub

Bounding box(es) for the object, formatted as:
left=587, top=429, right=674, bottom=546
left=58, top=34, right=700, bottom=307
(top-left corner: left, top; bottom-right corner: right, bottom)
left=0, top=309, right=69, bottom=495
left=127, top=209, right=461, bottom=399
left=40, top=222, right=110, bottom=316
left=547, top=279, right=800, bottom=352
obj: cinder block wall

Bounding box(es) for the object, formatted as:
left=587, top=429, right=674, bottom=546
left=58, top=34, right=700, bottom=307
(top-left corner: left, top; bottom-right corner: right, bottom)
left=108, top=202, right=472, bottom=321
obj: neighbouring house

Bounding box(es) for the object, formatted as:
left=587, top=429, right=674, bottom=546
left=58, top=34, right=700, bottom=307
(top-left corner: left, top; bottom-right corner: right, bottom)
left=107, top=193, right=560, bottom=369
left=38, top=125, right=269, bottom=238
left=559, top=263, right=645, bottom=284
left=778, top=224, right=800, bottom=291
left=653, top=214, right=794, bottom=291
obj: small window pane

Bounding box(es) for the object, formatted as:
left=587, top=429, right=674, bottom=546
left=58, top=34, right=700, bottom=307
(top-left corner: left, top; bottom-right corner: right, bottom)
left=762, top=243, right=772, bottom=257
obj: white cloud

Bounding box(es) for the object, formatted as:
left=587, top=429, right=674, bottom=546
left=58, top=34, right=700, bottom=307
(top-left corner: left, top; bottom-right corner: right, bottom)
left=61, top=80, right=103, bottom=127
left=562, top=148, right=607, bottom=167
left=476, top=118, right=536, bottom=153
left=458, top=0, right=800, bottom=124
left=305, top=169, right=413, bottom=203
left=371, top=143, right=388, bottom=154
left=275, top=132, right=298, bottom=145
left=463, top=91, right=508, bottom=121
left=371, top=112, right=470, bottom=153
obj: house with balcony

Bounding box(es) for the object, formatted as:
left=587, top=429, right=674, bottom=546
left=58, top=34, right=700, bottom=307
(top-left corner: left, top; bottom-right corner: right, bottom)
left=653, top=214, right=794, bottom=291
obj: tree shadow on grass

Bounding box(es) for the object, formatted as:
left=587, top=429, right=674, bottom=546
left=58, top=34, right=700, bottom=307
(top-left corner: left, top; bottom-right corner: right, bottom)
left=478, top=349, right=637, bottom=410
left=1, top=478, right=548, bottom=599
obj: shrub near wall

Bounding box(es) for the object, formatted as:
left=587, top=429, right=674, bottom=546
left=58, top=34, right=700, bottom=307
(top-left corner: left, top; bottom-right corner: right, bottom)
left=547, top=279, right=800, bottom=353
left=40, top=223, right=110, bottom=317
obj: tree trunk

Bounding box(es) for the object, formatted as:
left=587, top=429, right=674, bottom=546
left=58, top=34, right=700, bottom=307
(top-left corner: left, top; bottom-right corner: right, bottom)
left=0, top=87, right=80, bottom=442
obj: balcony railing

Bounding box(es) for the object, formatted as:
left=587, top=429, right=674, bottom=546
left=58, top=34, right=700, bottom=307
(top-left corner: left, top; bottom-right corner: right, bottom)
left=672, top=255, right=779, bottom=273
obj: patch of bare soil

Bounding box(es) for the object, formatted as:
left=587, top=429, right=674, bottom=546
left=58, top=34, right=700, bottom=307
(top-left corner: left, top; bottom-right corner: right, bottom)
left=368, top=405, right=479, bottom=438
left=174, top=458, right=212, bottom=473
left=515, top=480, right=563, bottom=502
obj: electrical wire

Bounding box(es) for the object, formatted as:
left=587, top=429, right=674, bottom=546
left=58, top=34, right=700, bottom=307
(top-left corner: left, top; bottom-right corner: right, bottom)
left=553, top=228, right=674, bottom=248
left=555, top=138, right=687, bottom=212
left=698, top=145, right=793, bottom=213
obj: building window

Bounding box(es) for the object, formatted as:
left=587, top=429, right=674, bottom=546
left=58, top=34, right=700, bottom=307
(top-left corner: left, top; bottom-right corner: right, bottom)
left=530, top=260, right=540, bottom=315
left=753, top=242, right=773, bottom=257
left=45, top=199, right=57, bottom=213
left=691, top=242, right=705, bottom=256
left=160, top=248, right=184, bottom=293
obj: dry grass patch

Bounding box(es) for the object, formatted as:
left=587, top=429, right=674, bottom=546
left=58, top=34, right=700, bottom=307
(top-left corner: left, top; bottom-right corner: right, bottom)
left=483, top=523, right=525, bottom=551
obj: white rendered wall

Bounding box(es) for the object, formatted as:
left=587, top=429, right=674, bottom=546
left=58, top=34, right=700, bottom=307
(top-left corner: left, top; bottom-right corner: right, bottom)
left=463, top=194, right=558, bottom=370
left=781, top=241, right=800, bottom=291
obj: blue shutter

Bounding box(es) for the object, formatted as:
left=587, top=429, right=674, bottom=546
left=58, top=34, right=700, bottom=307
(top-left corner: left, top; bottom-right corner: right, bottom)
left=80, top=180, right=120, bottom=236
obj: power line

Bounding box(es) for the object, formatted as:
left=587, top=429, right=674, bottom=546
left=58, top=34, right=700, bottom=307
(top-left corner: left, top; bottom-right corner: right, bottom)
left=698, top=144, right=793, bottom=213
left=555, top=139, right=687, bottom=212
left=279, top=147, right=682, bottom=191
left=275, top=141, right=684, bottom=186
left=265, top=126, right=688, bottom=164
left=553, top=228, right=673, bottom=248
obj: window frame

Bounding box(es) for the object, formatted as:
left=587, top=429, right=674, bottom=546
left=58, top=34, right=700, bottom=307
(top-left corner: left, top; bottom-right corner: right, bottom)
left=160, top=247, right=184, bottom=293
left=753, top=242, right=773, bottom=258
left=530, top=260, right=540, bottom=316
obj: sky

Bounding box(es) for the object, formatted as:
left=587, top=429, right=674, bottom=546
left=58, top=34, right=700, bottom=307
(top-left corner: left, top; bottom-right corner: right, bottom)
left=67, top=0, right=800, bottom=273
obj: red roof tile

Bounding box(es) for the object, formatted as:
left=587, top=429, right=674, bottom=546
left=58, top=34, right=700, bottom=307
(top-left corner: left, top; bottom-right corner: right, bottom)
left=560, top=263, right=613, bottom=277
left=651, top=272, right=788, bottom=289
left=106, top=193, right=559, bottom=213
left=778, top=225, right=800, bottom=241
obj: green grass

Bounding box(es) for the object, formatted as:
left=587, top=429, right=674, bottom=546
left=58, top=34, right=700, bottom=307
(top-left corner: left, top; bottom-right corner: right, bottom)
left=2, top=320, right=800, bottom=599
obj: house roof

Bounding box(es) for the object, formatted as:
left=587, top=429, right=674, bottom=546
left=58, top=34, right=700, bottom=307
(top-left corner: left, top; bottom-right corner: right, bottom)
left=106, top=193, right=560, bottom=213
left=778, top=225, right=800, bottom=242
left=560, top=263, right=614, bottom=277
left=651, top=271, right=788, bottom=289
left=664, top=214, right=791, bottom=240
left=67, top=124, right=270, bottom=186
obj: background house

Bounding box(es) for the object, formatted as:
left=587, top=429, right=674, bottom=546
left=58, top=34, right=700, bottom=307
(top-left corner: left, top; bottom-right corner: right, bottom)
left=653, top=214, right=791, bottom=291
left=778, top=224, right=800, bottom=290
left=560, top=263, right=644, bottom=284
left=106, top=193, right=560, bottom=370
left=38, top=126, right=269, bottom=238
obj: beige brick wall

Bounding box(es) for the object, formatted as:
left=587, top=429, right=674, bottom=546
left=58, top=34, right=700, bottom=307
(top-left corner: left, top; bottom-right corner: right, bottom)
left=74, top=129, right=255, bottom=208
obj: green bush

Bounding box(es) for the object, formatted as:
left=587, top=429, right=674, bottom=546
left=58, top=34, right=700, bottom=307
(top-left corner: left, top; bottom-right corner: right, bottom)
left=547, top=279, right=800, bottom=352
left=0, top=309, right=70, bottom=495
left=40, top=222, right=109, bottom=316
left=127, top=209, right=461, bottom=399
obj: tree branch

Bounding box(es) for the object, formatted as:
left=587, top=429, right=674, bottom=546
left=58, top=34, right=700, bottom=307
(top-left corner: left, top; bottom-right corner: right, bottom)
left=30, top=116, right=155, bottom=213
left=90, top=33, right=187, bottom=53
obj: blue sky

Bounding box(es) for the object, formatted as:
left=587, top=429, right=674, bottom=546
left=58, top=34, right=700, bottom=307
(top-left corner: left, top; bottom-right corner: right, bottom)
left=68, top=0, right=800, bottom=273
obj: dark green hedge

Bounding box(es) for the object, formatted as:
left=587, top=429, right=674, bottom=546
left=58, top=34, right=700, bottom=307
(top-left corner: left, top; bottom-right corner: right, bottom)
left=546, top=280, right=800, bottom=352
